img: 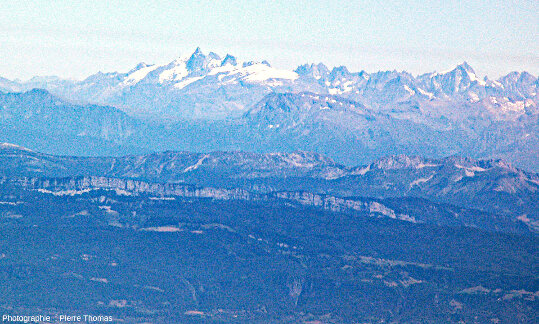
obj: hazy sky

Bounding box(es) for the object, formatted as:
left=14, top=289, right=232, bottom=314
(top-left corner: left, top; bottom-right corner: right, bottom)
left=1, top=0, right=537, bottom=80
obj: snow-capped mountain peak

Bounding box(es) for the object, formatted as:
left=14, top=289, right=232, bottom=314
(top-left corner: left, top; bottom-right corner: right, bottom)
left=452, top=61, right=482, bottom=84
left=107, top=48, right=302, bottom=91
left=455, top=61, right=475, bottom=74
left=221, top=54, right=238, bottom=66
left=416, top=62, right=488, bottom=96
left=2, top=51, right=536, bottom=123
left=185, top=47, right=212, bottom=72
left=122, top=63, right=158, bottom=86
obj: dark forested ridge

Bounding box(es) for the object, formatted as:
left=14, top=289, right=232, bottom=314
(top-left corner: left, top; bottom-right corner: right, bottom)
left=0, top=144, right=537, bottom=322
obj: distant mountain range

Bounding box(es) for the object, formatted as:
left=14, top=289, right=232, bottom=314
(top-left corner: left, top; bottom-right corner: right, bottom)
left=0, top=48, right=538, bottom=170
left=1, top=86, right=537, bottom=171
left=2, top=48, right=536, bottom=120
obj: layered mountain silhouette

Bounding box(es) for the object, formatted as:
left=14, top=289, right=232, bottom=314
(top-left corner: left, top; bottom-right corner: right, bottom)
left=1, top=87, right=537, bottom=170
left=1, top=143, right=537, bottom=233
left=2, top=49, right=537, bottom=119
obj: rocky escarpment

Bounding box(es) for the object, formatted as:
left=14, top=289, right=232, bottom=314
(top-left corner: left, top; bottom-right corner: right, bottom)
left=1, top=144, right=537, bottom=232
left=2, top=175, right=412, bottom=222
left=3, top=174, right=532, bottom=232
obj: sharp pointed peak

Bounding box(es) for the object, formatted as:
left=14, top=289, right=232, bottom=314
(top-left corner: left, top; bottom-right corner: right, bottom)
left=456, top=61, right=475, bottom=73
left=192, top=46, right=203, bottom=55
left=185, top=47, right=208, bottom=71
left=221, top=54, right=237, bottom=66
left=435, top=61, right=477, bottom=78
left=187, top=47, right=205, bottom=60
left=172, top=47, right=205, bottom=63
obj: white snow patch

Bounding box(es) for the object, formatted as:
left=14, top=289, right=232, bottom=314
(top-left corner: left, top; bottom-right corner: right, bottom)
left=469, top=92, right=480, bottom=102
left=416, top=87, right=434, bottom=99
left=455, top=164, right=487, bottom=172
left=410, top=174, right=434, bottom=187
left=0, top=143, right=32, bottom=151
left=121, top=64, right=158, bottom=86
left=353, top=165, right=371, bottom=175
left=207, top=64, right=238, bottom=76
left=159, top=62, right=189, bottom=83
left=328, top=88, right=340, bottom=95
left=173, top=76, right=204, bottom=89
left=403, top=85, right=415, bottom=95
left=183, top=155, right=208, bottom=172
left=416, top=163, right=439, bottom=169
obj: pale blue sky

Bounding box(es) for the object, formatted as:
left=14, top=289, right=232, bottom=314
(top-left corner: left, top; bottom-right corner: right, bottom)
left=0, top=0, right=537, bottom=80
